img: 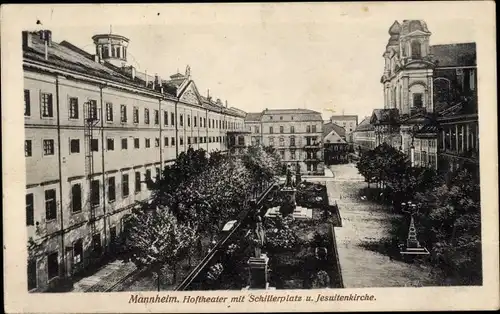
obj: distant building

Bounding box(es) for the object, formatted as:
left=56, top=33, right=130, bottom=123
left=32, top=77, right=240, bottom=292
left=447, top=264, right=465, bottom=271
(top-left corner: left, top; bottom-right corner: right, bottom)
left=352, top=117, right=376, bottom=152
left=245, top=109, right=325, bottom=175
left=323, top=122, right=349, bottom=165
left=329, top=115, right=358, bottom=139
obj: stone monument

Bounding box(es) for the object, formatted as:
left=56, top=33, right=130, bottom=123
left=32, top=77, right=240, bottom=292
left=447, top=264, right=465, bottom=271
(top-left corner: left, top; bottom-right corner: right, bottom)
left=280, top=165, right=297, bottom=216
left=399, top=201, right=429, bottom=258
left=247, top=215, right=270, bottom=289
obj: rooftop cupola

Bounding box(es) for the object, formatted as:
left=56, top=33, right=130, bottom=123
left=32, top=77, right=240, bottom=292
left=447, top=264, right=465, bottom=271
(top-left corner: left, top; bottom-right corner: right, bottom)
left=92, top=31, right=129, bottom=67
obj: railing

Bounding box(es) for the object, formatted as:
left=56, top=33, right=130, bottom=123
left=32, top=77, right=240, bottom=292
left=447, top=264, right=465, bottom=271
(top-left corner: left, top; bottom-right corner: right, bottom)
left=175, top=180, right=280, bottom=291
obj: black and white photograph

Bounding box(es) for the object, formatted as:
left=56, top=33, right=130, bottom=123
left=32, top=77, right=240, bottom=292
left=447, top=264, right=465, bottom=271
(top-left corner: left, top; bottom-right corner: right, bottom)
left=2, top=2, right=498, bottom=313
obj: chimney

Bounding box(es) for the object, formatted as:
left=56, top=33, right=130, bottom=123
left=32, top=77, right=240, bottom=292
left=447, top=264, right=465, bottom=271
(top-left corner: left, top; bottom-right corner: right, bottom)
left=154, top=74, right=161, bottom=86
left=225, top=100, right=228, bottom=108
left=39, top=30, right=52, bottom=60
left=22, top=31, right=33, bottom=49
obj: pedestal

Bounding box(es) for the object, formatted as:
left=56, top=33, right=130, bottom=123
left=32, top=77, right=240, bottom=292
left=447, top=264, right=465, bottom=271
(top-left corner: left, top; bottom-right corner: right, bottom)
left=247, top=254, right=269, bottom=289
left=280, top=187, right=297, bottom=216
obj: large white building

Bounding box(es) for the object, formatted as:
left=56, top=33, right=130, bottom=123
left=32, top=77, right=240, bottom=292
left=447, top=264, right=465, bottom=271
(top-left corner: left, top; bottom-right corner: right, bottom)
left=24, top=30, right=245, bottom=292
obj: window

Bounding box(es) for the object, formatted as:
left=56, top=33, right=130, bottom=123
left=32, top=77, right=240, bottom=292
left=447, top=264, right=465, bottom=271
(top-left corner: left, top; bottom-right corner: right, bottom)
left=135, top=172, right=141, bottom=192
left=67, top=97, right=79, bottom=119
left=145, top=138, right=151, bottom=148
left=180, top=136, right=184, bottom=146
left=145, top=169, right=151, bottom=181
left=91, top=139, right=99, bottom=152
left=41, top=93, right=53, bottom=117
left=255, top=126, right=259, bottom=133
left=28, top=259, right=37, bottom=290
left=413, top=93, right=423, bottom=108
left=43, top=139, right=55, bottom=155
left=88, top=100, right=98, bottom=120
left=171, top=137, right=175, bottom=146
left=291, top=150, right=296, bottom=160
left=164, top=111, right=168, bottom=126
left=24, top=90, right=31, bottom=116
left=25, top=140, right=32, bottom=157
left=290, top=136, right=296, bottom=146
left=203, top=137, right=206, bottom=143
left=200, top=117, right=203, bottom=128
left=180, top=114, right=183, bottom=127
left=134, top=138, right=140, bottom=149
left=312, top=125, right=317, bottom=133
left=102, top=45, right=109, bottom=58
left=154, top=110, right=159, bottom=125
left=270, top=126, right=274, bottom=134
left=121, top=138, right=128, bottom=150
left=133, top=107, right=139, bottom=123
left=279, top=137, right=285, bottom=147
left=208, top=137, right=212, bottom=143
left=68, top=139, right=80, bottom=154
left=280, top=116, right=283, bottom=120
left=26, top=193, right=34, bottom=226
left=47, top=252, right=59, bottom=280
left=269, top=137, right=275, bottom=146
left=164, top=137, right=168, bottom=146
left=203, top=118, right=206, bottom=127
left=187, top=137, right=191, bottom=145
left=45, top=189, right=57, bottom=221
left=208, top=119, right=211, bottom=129
left=155, top=138, right=160, bottom=147
left=280, top=150, right=285, bottom=158
left=306, top=125, right=311, bottom=133
left=120, top=105, right=127, bottom=123
left=71, top=184, right=82, bottom=213
left=92, top=233, right=102, bottom=256
left=411, top=40, right=421, bottom=59
left=106, top=103, right=113, bottom=121
left=156, top=167, right=161, bottom=179
left=280, top=126, right=284, bottom=133
left=122, top=174, right=129, bottom=197
left=194, top=137, right=198, bottom=144
left=144, top=108, right=150, bottom=124
left=107, top=138, right=114, bottom=151
left=91, top=180, right=100, bottom=207
left=171, top=113, right=175, bottom=125
left=290, top=126, right=295, bottom=133
left=187, top=115, right=191, bottom=127
left=194, top=116, right=197, bottom=127
left=199, top=136, right=202, bottom=144
left=73, top=240, right=83, bottom=266
left=108, top=177, right=116, bottom=202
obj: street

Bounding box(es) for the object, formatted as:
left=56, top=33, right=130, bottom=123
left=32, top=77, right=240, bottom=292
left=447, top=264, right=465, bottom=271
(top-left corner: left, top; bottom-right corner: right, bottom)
left=326, top=163, right=445, bottom=287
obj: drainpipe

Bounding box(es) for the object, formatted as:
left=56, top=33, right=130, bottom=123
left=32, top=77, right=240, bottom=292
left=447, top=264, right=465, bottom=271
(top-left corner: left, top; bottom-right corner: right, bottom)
left=99, top=84, right=108, bottom=254
left=55, top=75, right=66, bottom=279
left=175, top=101, right=179, bottom=157
left=158, top=96, right=163, bottom=175
left=206, top=109, right=209, bottom=151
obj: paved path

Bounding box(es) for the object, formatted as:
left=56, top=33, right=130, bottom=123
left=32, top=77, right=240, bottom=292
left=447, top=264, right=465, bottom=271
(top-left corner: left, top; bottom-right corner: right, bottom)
left=327, top=164, right=443, bottom=288
left=71, top=260, right=137, bottom=292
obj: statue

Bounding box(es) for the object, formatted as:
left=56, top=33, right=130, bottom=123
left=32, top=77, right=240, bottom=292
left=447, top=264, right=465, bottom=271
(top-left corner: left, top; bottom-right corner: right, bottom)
left=185, top=65, right=191, bottom=77
left=295, top=161, right=301, bottom=185
left=285, top=165, right=293, bottom=187
left=253, top=215, right=266, bottom=258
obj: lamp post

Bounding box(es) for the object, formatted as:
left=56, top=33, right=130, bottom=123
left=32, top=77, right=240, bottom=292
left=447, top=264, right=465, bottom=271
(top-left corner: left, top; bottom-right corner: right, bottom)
left=399, top=201, right=429, bottom=259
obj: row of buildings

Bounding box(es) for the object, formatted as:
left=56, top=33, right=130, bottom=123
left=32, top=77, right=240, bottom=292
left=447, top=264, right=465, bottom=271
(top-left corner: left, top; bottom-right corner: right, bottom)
left=24, top=29, right=359, bottom=292
left=352, top=20, right=479, bottom=175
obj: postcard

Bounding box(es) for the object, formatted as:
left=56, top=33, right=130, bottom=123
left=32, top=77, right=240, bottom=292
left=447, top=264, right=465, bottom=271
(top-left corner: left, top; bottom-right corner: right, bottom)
left=1, top=2, right=498, bottom=313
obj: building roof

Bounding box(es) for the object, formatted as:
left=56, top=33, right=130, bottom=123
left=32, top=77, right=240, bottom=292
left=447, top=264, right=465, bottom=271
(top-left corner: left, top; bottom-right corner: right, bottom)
left=370, top=108, right=400, bottom=125
left=245, top=112, right=263, bottom=122
left=430, top=43, right=477, bottom=67
left=261, top=108, right=323, bottom=122
left=324, top=128, right=347, bottom=144
left=353, top=116, right=374, bottom=132
left=23, top=31, right=246, bottom=118
left=329, top=115, right=358, bottom=121
left=323, top=122, right=346, bottom=138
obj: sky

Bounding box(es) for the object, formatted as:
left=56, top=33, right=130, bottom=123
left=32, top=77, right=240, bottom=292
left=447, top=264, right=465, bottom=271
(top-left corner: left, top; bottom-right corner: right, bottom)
left=42, top=5, right=477, bottom=120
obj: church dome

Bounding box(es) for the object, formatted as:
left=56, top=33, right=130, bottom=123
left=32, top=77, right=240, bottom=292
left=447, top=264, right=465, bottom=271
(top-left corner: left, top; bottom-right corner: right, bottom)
left=388, top=21, right=401, bottom=35
left=400, top=20, right=430, bottom=35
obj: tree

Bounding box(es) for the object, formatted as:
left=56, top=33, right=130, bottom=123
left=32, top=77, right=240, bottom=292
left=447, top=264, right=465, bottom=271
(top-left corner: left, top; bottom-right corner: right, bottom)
left=124, top=206, right=197, bottom=291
